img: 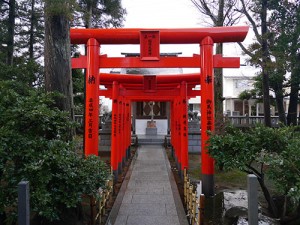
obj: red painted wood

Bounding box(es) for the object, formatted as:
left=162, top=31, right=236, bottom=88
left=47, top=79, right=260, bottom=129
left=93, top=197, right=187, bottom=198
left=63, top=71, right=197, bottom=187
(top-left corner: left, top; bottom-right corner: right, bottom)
left=111, top=82, right=119, bottom=172
left=200, top=37, right=215, bottom=175
left=70, top=26, right=249, bottom=44
left=98, top=73, right=201, bottom=84
left=140, top=30, right=160, bottom=60
left=84, top=38, right=100, bottom=156
left=180, top=82, right=189, bottom=171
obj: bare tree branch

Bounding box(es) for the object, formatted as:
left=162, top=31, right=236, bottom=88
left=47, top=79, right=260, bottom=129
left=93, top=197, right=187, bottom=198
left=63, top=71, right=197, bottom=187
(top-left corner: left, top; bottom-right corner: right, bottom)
left=237, top=42, right=256, bottom=59
left=1, top=0, right=9, bottom=5
left=191, top=0, right=217, bottom=24
left=239, top=0, right=261, bottom=44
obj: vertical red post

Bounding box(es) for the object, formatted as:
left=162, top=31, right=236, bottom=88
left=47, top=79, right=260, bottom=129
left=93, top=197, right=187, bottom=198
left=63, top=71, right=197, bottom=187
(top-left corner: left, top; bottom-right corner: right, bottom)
left=122, top=98, right=126, bottom=164
left=84, top=38, right=100, bottom=156
left=170, top=100, right=175, bottom=158
left=180, top=82, right=188, bottom=173
left=126, top=100, right=130, bottom=159
left=176, top=97, right=181, bottom=171
left=200, top=36, right=215, bottom=196
left=128, top=100, right=132, bottom=157
left=118, top=97, right=123, bottom=173
left=124, top=98, right=127, bottom=160
left=111, top=81, right=119, bottom=179
left=173, top=100, right=178, bottom=164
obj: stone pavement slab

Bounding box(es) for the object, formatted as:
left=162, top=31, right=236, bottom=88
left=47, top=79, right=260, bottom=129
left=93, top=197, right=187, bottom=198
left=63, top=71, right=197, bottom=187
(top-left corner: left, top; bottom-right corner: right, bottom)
left=108, top=145, right=188, bottom=225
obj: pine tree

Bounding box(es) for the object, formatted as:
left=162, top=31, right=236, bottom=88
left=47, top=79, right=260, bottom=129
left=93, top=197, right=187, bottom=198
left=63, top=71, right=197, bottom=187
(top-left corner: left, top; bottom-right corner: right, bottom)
left=15, top=0, right=44, bottom=61
left=0, top=0, right=16, bottom=65
left=74, top=0, right=126, bottom=28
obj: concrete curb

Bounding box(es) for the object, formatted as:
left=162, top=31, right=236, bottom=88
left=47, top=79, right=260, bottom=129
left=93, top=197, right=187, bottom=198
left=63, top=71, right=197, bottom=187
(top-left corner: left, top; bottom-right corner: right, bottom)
left=105, top=147, right=138, bottom=225
left=162, top=148, right=189, bottom=225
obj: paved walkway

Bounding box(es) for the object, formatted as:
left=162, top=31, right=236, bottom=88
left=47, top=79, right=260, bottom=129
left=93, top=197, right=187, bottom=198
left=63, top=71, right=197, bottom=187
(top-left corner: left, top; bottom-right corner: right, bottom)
left=108, top=145, right=188, bottom=225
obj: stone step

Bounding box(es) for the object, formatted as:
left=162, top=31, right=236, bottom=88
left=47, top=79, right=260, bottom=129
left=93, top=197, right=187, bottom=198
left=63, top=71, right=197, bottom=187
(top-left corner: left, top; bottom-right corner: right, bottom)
left=138, top=138, right=164, bottom=145
left=137, top=135, right=165, bottom=146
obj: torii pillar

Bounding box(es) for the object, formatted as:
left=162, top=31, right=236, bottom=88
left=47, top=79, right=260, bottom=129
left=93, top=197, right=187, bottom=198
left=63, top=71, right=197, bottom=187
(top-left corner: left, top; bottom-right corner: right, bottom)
left=84, top=38, right=100, bottom=156
left=111, top=81, right=119, bottom=179
left=180, top=82, right=188, bottom=175
left=200, top=37, right=215, bottom=196
left=118, top=96, right=123, bottom=173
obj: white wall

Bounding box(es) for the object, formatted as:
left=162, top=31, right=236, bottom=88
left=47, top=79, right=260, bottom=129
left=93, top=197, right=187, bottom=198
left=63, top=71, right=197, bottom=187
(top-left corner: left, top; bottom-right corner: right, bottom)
left=135, top=119, right=168, bottom=135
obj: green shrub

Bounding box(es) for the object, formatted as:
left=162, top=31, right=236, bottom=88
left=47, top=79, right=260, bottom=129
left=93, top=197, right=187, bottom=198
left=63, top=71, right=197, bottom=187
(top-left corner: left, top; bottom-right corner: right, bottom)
left=207, top=125, right=300, bottom=218
left=0, top=80, right=109, bottom=223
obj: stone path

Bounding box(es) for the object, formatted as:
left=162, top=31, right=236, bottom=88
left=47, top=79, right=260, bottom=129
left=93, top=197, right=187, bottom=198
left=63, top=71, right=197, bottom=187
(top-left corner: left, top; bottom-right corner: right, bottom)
left=108, top=145, right=188, bottom=225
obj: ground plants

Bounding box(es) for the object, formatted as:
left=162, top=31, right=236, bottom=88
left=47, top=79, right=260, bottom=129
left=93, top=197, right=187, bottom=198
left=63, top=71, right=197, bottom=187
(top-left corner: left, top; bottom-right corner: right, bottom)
left=0, top=80, right=109, bottom=224
left=207, top=125, right=300, bottom=223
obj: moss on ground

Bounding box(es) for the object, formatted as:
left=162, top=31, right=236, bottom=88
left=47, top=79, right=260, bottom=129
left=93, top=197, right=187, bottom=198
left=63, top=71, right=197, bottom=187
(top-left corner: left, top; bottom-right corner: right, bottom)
left=188, top=153, right=247, bottom=191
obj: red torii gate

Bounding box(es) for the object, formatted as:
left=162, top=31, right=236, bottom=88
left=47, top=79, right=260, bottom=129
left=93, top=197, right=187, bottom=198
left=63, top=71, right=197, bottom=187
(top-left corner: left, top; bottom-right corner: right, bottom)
left=98, top=77, right=199, bottom=179
left=70, top=27, right=248, bottom=196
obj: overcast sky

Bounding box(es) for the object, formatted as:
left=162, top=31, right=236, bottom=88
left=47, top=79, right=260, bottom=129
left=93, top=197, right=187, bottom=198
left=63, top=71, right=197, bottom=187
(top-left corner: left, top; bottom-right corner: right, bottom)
left=101, top=0, right=253, bottom=63
left=100, top=0, right=255, bottom=78
left=101, top=0, right=201, bottom=58
left=99, top=0, right=257, bottom=107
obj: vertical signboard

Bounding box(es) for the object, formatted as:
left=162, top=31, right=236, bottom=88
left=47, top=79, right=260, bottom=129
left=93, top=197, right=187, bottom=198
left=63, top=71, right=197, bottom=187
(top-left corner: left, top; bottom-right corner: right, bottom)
left=140, top=31, right=160, bottom=60
left=143, top=75, right=157, bottom=92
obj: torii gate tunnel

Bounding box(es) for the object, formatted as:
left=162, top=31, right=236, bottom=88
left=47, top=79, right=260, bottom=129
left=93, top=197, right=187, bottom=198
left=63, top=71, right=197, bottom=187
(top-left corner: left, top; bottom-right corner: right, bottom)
left=70, top=27, right=249, bottom=196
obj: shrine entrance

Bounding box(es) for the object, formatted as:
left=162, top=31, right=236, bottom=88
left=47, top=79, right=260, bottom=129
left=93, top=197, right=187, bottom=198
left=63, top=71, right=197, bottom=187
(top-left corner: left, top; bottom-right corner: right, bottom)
left=70, top=27, right=248, bottom=196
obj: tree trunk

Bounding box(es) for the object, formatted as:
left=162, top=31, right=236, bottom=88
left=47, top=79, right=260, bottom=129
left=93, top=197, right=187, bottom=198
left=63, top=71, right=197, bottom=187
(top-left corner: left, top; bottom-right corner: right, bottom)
left=29, top=0, right=35, bottom=60
left=85, top=2, right=93, bottom=28
left=287, top=52, right=300, bottom=126
left=257, top=175, right=279, bottom=218
left=287, top=72, right=299, bottom=126
left=7, top=0, right=16, bottom=65
left=44, top=1, right=74, bottom=137
left=214, top=0, right=225, bottom=131
left=261, top=0, right=271, bottom=127
left=246, top=164, right=279, bottom=217
left=214, top=43, right=224, bottom=132
left=274, top=89, right=287, bottom=125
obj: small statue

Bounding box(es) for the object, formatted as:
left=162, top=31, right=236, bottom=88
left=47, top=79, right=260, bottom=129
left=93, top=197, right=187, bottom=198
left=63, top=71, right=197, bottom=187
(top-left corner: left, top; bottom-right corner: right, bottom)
left=188, top=111, right=200, bottom=121
left=188, top=110, right=194, bottom=121
left=103, top=111, right=112, bottom=122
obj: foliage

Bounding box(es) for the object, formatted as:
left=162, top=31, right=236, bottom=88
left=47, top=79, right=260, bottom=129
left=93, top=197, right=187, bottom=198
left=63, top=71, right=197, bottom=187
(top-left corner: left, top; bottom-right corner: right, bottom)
left=207, top=125, right=300, bottom=218
left=0, top=80, right=109, bottom=223
left=0, top=0, right=45, bottom=63
left=238, top=89, right=257, bottom=100
left=0, top=0, right=123, bottom=222
left=0, top=59, right=44, bottom=88
left=44, top=0, right=77, bottom=18
left=16, top=0, right=45, bottom=60
left=266, top=134, right=300, bottom=209
left=72, top=68, right=84, bottom=114
left=239, top=0, right=300, bottom=125
left=74, top=0, right=126, bottom=28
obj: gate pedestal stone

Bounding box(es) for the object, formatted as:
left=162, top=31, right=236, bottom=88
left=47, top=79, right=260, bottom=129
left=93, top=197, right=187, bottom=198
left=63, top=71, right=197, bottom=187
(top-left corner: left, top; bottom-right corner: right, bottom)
left=145, top=127, right=157, bottom=135
left=146, top=121, right=157, bottom=135
left=188, top=121, right=201, bottom=153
